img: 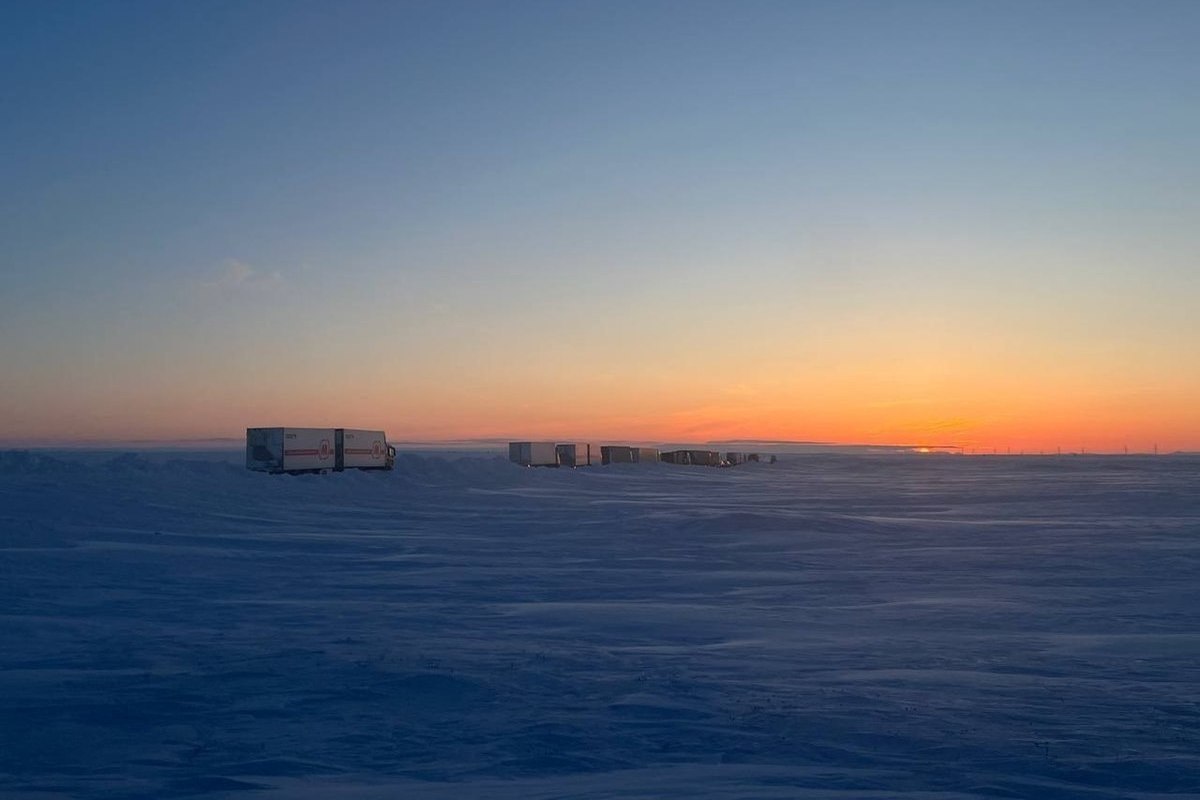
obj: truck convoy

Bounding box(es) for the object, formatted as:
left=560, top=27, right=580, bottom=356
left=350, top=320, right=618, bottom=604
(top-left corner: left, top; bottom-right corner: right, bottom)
left=509, top=442, right=756, bottom=468
left=508, top=441, right=594, bottom=467
left=246, top=427, right=396, bottom=474
left=247, top=429, right=761, bottom=474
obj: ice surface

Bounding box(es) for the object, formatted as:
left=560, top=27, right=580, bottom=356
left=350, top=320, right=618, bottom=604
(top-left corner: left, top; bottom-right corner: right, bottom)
left=1, top=450, right=1198, bottom=798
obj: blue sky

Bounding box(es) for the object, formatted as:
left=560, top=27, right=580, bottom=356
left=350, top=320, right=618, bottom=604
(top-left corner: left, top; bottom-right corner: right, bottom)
left=2, top=1, right=1198, bottom=447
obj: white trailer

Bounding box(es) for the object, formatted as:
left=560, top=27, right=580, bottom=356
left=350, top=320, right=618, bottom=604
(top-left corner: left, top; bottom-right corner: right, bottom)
left=601, top=446, right=658, bottom=465
left=556, top=442, right=592, bottom=467
left=509, top=441, right=560, bottom=467
left=600, top=445, right=634, bottom=465
left=600, top=448, right=638, bottom=465
left=661, top=449, right=722, bottom=467
left=635, top=447, right=660, bottom=463
left=247, top=427, right=335, bottom=473
left=247, top=427, right=395, bottom=474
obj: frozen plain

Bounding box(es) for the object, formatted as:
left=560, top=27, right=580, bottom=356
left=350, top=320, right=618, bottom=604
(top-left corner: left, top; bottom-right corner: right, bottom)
left=1, top=449, right=1199, bottom=799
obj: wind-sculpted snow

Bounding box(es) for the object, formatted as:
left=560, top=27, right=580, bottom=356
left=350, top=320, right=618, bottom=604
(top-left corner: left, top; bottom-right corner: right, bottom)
left=1, top=451, right=1199, bottom=798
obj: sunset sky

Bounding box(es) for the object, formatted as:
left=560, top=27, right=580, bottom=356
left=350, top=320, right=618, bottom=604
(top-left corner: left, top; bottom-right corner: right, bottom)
left=2, top=1, right=1198, bottom=451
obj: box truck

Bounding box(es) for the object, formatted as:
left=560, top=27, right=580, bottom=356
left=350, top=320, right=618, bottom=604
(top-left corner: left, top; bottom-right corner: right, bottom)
left=509, top=441, right=560, bottom=467
left=246, top=427, right=395, bottom=474
left=339, top=429, right=394, bottom=470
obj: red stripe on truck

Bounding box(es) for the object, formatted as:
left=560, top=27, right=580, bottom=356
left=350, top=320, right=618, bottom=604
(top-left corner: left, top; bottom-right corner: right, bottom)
left=284, top=449, right=319, bottom=456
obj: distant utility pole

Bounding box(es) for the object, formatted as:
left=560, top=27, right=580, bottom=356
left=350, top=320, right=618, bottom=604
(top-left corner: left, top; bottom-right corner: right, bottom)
left=1154, top=443, right=1159, bottom=455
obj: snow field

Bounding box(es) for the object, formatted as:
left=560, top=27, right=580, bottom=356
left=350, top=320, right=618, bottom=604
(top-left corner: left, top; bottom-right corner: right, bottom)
left=1, top=450, right=1199, bottom=798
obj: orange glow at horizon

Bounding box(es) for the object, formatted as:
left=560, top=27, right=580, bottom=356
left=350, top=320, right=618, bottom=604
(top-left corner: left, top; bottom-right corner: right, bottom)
left=6, top=394, right=1196, bottom=454
left=3, top=306, right=1196, bottom=453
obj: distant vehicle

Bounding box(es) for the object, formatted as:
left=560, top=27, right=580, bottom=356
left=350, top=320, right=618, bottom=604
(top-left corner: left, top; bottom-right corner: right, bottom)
left=600, top=446, right=659, bottom=465
left=556, top=443, right=594, bottom=467
left=661, top=449, right=722, bottom=467
left=246, top=427, right=395, bottom=474
left=601, top=445, right=635, bottom=465
left=509, top=441, right=560, bottom=467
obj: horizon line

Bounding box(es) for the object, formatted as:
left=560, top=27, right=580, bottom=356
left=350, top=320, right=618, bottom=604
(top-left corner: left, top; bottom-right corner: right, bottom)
left=1, top=436, right=1193, bottom=457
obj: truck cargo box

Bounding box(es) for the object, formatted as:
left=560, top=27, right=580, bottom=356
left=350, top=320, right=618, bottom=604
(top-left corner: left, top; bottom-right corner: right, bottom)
left=509, top=441, right=560, bottom=467
left=601, top=446, right=659, bottom=465
left=661, top=449, right=722, bottom=467
left=634, top=447, right=660, bottom=463
left=247, top=427, right=394, bottom=474
left=600, top=445, right=635, bottom=465
left=247, top=427, right=336, bottom=473
left=556, top=442, right=592, bottom=467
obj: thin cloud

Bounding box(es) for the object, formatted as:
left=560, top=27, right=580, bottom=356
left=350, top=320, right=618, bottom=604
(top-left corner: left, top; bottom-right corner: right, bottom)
left=200, top=259, right=285, bottom=294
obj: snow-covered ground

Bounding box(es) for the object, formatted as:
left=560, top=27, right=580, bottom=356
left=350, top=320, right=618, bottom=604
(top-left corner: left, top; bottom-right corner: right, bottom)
left=2, top=450, right=1198, bottom=799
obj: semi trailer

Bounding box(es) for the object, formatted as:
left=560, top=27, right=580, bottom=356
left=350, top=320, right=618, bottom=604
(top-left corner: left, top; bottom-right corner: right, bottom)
left=246, top=427, right=396, bottom=474
left=660, top=449, right=722, bottom=467
left=599, top=446, right=659, bottom=465
left=509, top=441, right=560, bottom=467
left=556, top=442, right=593, bottom=467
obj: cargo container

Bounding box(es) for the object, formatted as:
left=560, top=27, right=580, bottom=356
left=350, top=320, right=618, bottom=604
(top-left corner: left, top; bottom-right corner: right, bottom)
left=247, top=427, right=395, bottom=474
left=600, top=446, right=659, bottom=465
left=600, top=445, right=634, bottom=465
left=509, top=441, right=560, bottom=467
left=661, top=449, right=722, bottom=467
left=556, top=442, right=593, bottom=467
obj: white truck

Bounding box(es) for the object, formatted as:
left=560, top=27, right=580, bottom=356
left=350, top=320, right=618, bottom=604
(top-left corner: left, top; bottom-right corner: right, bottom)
left=246, top=427, right=396, bottom=474
left=339, top=428, right=393, bottom=470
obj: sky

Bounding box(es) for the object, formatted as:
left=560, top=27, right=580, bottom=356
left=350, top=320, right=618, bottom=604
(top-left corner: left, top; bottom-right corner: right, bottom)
left=2, top=0, right=1198, bottom=452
